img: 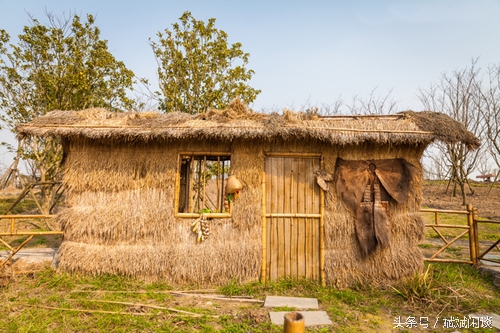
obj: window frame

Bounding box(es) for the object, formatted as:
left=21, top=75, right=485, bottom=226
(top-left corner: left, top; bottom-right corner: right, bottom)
left=174, top=151, right=233, bottom=218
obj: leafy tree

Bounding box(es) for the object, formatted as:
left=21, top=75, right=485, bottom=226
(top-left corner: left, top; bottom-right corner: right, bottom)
left=150, top=11, right=261, bottom=113
left=0, top=13, right=136, bottom=213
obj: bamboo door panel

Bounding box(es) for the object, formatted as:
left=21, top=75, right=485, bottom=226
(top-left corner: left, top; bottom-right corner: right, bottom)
left=265, top=156, right=321, bottom=280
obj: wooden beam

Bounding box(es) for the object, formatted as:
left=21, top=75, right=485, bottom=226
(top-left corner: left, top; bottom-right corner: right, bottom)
left=264, top=152, right=322, bottom=158
left=319, top=156, right=325, bottom=287
left=420, top=208, right=468, bottom=215
left=261, top=169, right=267, bottom=283
left=266, top=213, right=321, bottom=218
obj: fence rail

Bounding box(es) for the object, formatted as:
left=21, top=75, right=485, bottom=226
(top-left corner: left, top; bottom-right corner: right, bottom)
left=421, top=204, right=500, bottom=266
left=1, top=206, right=499, bottom=268
left=474, top=218, right=500, bottom=265
left=0, top=214, right=61, bottom=268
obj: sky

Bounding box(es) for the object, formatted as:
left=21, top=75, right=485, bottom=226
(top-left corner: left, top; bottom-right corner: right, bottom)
left=0, top=0, right=499, bottom=167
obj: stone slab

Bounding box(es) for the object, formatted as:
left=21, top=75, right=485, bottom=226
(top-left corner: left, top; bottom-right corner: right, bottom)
left=469, top=313, right=500, bottom=330
left=269, top=311, right=332, bottom=326
left=481, top=254, right=500, bottom=267
left=264, top=296, right=318, bottom=309
left=0, top=248, right=57, bottom=263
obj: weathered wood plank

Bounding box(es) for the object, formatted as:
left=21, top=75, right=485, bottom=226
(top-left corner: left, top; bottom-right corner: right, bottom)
left=297, top=158, right=307, bottom=277
left=315, top=158, right=321, bottom=279
left=290, top=158, right=299, bottom=277
left=277, top=158, right=285, bottom=278
left=285, top=158, right=294, bottom=276
left=265, top=159, right=271, bottom=281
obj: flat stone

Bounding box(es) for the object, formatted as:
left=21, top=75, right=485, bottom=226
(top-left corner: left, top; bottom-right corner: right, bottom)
left=469, top=313, right=500, bottom=330
left=0, top=248, right=57, bottom=263
left=481, top=254, right=500, bottom=267
left=269, top=311, right=332, bottom=326
left=264, top=296, right=318, bottom=309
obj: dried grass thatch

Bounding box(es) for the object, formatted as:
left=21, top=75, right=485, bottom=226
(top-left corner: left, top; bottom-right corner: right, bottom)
left=400, top=111, right=480, bottom=149
left=55, top=137, right=259, bottom=285
left=17, top=105, right=479, bottom=286
left=17, top=107, right=479, bottom=149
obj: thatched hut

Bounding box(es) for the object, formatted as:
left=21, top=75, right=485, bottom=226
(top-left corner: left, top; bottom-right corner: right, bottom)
left=17, top=102, right=479, bottom=287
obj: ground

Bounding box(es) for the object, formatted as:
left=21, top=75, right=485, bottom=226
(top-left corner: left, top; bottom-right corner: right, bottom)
left=423, top=180, right=500, bottom=220
left=0, top=181, right=499, bottom=332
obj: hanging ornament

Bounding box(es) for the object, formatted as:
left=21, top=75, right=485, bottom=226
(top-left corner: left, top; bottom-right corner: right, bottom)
left=191, top=214, right=210, bottom=243
left=224, top=176, right=243, bottom=211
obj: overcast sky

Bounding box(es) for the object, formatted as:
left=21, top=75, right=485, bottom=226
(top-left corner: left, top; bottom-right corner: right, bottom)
left=1, top=0, right=499, bottom=165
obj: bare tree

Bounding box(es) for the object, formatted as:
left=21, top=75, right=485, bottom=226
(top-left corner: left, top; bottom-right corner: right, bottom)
left=476, top=154, right=492, bottom=176
left=423, top=146, right=449, bottom=180
left=478, top=64, right=500, bottom=176
left=417, top=60, right=484, bottom=205
left=347, top=87, right=399, bottom=115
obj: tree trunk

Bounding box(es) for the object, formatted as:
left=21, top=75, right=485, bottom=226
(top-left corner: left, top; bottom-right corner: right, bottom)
left=39, top=183, right=58, bottom=215
left=460, top=181, right=467, bottom=206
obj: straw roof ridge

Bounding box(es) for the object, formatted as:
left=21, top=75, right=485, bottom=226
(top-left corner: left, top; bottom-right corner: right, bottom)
left=399, top=110, right=480, bottom=150
left=16, top=107, right=479, bottom=148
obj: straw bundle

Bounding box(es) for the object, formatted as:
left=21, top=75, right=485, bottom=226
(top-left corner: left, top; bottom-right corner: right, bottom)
left=56, top=221, right=261, bottom=284
left=54, top=135, right=264, bottom=284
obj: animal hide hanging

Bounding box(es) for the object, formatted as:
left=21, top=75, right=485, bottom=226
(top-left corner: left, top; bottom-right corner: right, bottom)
left=314, top=169, right=334, bottom=191
left=335, top=158, right=417, bottom=258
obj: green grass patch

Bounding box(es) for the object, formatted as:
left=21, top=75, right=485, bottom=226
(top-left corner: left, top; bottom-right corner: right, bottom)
left=0, top=263, right=498, bottom=332
left=0, top=196, right=38, bottom=215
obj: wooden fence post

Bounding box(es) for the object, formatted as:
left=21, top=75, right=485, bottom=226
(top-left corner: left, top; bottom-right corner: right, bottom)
left=466, top=204, right=477, bottom=266
left=473, top=207, right=480, bottom=263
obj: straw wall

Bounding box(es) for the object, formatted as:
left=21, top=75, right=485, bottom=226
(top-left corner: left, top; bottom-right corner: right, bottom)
left=56, top=136, right=427, bottom=287
left=56, top=137, right=261, bottom=284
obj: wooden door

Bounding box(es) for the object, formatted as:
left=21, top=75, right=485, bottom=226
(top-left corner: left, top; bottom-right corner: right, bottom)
left=265, top=156, right=321, bottom=280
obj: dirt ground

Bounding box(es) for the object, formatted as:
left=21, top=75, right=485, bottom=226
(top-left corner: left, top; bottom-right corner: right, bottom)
left=1, top=182, right=499, bottom=332
left=422, top=181, right=500, bottom=220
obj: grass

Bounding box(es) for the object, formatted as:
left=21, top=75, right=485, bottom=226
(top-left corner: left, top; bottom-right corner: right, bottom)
left=0, top=185, right=498, bottom=331
left=0, top=196, right=38, bottom=215
left=419, top=208, right=500, bottom=263
left=1, top=263, right=498, bottom=332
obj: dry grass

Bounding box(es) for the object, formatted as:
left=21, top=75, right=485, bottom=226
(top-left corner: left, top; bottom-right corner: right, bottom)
left=17, top=106, right=479, bottom=150
left=55, top=138, right=435, bottom=288
left=19, top=109, right=465, bottom=288
left=56, top=137, right=262, bottom=285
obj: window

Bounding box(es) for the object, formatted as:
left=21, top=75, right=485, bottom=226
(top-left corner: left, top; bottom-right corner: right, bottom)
left=176, top=153, right=231, bottom=217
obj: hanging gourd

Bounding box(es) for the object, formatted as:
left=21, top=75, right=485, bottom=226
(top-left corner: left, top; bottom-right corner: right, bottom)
left=224, top=176, right=243, bottom=211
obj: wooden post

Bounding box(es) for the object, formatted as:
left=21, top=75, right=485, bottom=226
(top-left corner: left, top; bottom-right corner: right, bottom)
left=174, top=154, right=181, bottom=214
left=202, top=156, right=206, bottom=211
left=261, top=170, right=267, bottom=283
left=473, top=207, right=480, bottom=262
left=466, top=204, right=477, bottom=266
left=319, top=157, right=326, bottom=287
left=284, top=312, right=305, bottom=333
left=0, top=234, right=34, bottom=268
left=221, top=160, right=226, bottom=212
left=216, top=156, right=220, bottom=212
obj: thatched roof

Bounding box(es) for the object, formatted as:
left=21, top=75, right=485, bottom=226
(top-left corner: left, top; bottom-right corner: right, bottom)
left=16, top=104, right=480, bottom=149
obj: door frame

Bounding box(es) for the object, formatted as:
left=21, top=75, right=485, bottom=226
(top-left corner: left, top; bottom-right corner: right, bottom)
left=261, top=152, right=325, bottom=286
